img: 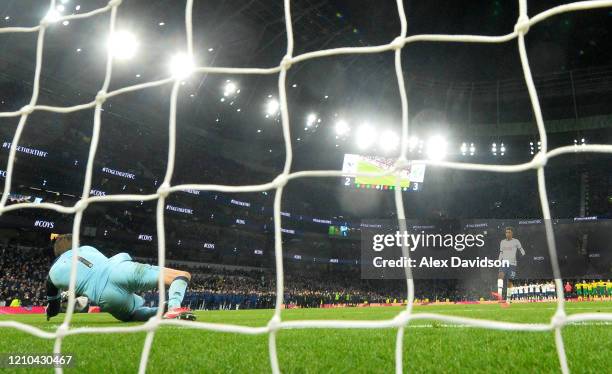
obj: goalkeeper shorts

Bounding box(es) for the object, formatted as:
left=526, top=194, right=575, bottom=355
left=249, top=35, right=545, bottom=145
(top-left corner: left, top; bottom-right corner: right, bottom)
left=98, top=261, right=160, bottom=321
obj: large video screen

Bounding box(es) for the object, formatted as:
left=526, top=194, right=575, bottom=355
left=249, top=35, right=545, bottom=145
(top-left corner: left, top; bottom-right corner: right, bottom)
left=341, top=154, right=425, bottom=191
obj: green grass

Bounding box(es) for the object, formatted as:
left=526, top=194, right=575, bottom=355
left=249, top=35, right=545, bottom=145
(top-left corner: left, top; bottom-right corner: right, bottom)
left=355, top=160, right=411, bottom=187
left=0, top=302, right=610, bottom=373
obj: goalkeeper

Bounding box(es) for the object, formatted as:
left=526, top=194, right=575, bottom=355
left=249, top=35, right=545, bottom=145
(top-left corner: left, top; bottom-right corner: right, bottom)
left=46, top=234, right=195, bottom=322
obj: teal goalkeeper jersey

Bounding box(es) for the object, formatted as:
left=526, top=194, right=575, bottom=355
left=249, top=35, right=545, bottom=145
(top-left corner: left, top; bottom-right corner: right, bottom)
left=48, top=246, right=121, bottom=304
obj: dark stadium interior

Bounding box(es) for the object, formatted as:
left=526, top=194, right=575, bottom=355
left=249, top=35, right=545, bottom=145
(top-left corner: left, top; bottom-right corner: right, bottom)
left=0, top=0, right=611, bottom=309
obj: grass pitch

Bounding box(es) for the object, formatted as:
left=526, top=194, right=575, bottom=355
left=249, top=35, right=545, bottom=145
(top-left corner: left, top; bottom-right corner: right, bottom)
left=0, top=302, right=610, bottom=373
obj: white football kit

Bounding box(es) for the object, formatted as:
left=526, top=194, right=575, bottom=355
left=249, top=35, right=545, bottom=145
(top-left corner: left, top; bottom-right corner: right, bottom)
left=498, top=238, right=525, bottom=266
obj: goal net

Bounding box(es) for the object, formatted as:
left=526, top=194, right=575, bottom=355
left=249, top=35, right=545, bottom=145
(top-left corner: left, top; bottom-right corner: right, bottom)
left=1, top=0, right=612, bottom=373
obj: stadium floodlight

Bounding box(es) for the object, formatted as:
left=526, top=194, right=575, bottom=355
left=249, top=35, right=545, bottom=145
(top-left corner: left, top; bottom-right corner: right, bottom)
left=469, top=143, right=475, bottom=156
left=379, top=130, right=399, bottom=152
left=44, top=9, right=61, bottom=23
left=265, top=98, right=279, bottom=116
left=108, top=31, right=138, bottom=60
left=356, top=124, right=377, bottom=150
left=426, top=135, right=447, bottom=161
left=500, top=142, right=506, bottom=156
left=460, top=142, right=468, bottom=156
left=169, top=53, right=194, bottom=79
left=491, top=142, right=498, bottom=156
left=306, top=113, right=317, bottom=127
left=573, top=138, right=586, bottom=149
left=223, top=81, right=238, bottom=97
left=335, top=120, right=349, bottom=136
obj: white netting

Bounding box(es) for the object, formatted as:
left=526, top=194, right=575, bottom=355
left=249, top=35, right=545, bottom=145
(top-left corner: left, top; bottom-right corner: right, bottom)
left=1, top=0, right=612, bottom=373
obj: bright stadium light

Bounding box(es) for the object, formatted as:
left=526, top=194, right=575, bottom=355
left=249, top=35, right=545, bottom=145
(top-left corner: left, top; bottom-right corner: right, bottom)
left=500, top=142, right=506, bottom=156
left=108, top=31, right=138, bottom=60
left=169, top=53, right=194, bottom=79
left=426, top=135, right=447, bottom=161
left=460, top=142, right=468, bottom=156
left=223, top=81, right=237, bottom=97
left=379, top=130, right=399, bottom=152
left=356, top=124, right=377, bottom=150
left=469, top=143, right=475, bottom=156
left=44, top=9, right=61, bottom=23
left=335, top=120, right=349, bottom=136
left=492, top=142, right=497, bottom=156
left=306, top=113, right=317, bottom=127
left=265, top=98, right=279, bottom=116
left=573, top=138, right=586, bottom=150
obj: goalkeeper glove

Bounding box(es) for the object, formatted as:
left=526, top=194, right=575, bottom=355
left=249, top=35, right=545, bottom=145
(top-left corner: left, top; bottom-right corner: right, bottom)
left=45, top=276, right=61, bottom=321
left=46, top=297, right=61, bottom=321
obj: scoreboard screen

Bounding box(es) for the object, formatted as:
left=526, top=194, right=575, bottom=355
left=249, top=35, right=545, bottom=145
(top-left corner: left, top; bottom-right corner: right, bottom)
left=341, top=154, right=425, bottom=191
left=328, top=225, right=349, bottom=238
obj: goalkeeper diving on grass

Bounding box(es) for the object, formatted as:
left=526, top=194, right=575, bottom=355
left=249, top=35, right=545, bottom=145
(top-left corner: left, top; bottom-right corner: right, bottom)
left=45, top=234, right=195, bottom=322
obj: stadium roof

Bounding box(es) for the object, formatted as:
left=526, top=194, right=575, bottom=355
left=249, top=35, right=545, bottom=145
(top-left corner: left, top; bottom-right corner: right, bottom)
left=0, top=0, right=611, bottom=169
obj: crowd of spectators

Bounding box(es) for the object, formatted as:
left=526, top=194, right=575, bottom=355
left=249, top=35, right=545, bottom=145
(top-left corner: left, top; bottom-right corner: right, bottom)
left=1, top=243, right=607, bottom=311
left=0, top=244, right=491, bottom=310
left=140, top=261, right=491, bottom=310
left=0, top=244, right=53, bottom=307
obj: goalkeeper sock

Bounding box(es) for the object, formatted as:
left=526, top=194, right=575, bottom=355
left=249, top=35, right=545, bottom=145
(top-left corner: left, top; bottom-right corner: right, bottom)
left=168, top=276, right=189, bottom=309
left=131, top=306, right=158, bottom=321
left=497, top=279, right=503, bottom=296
